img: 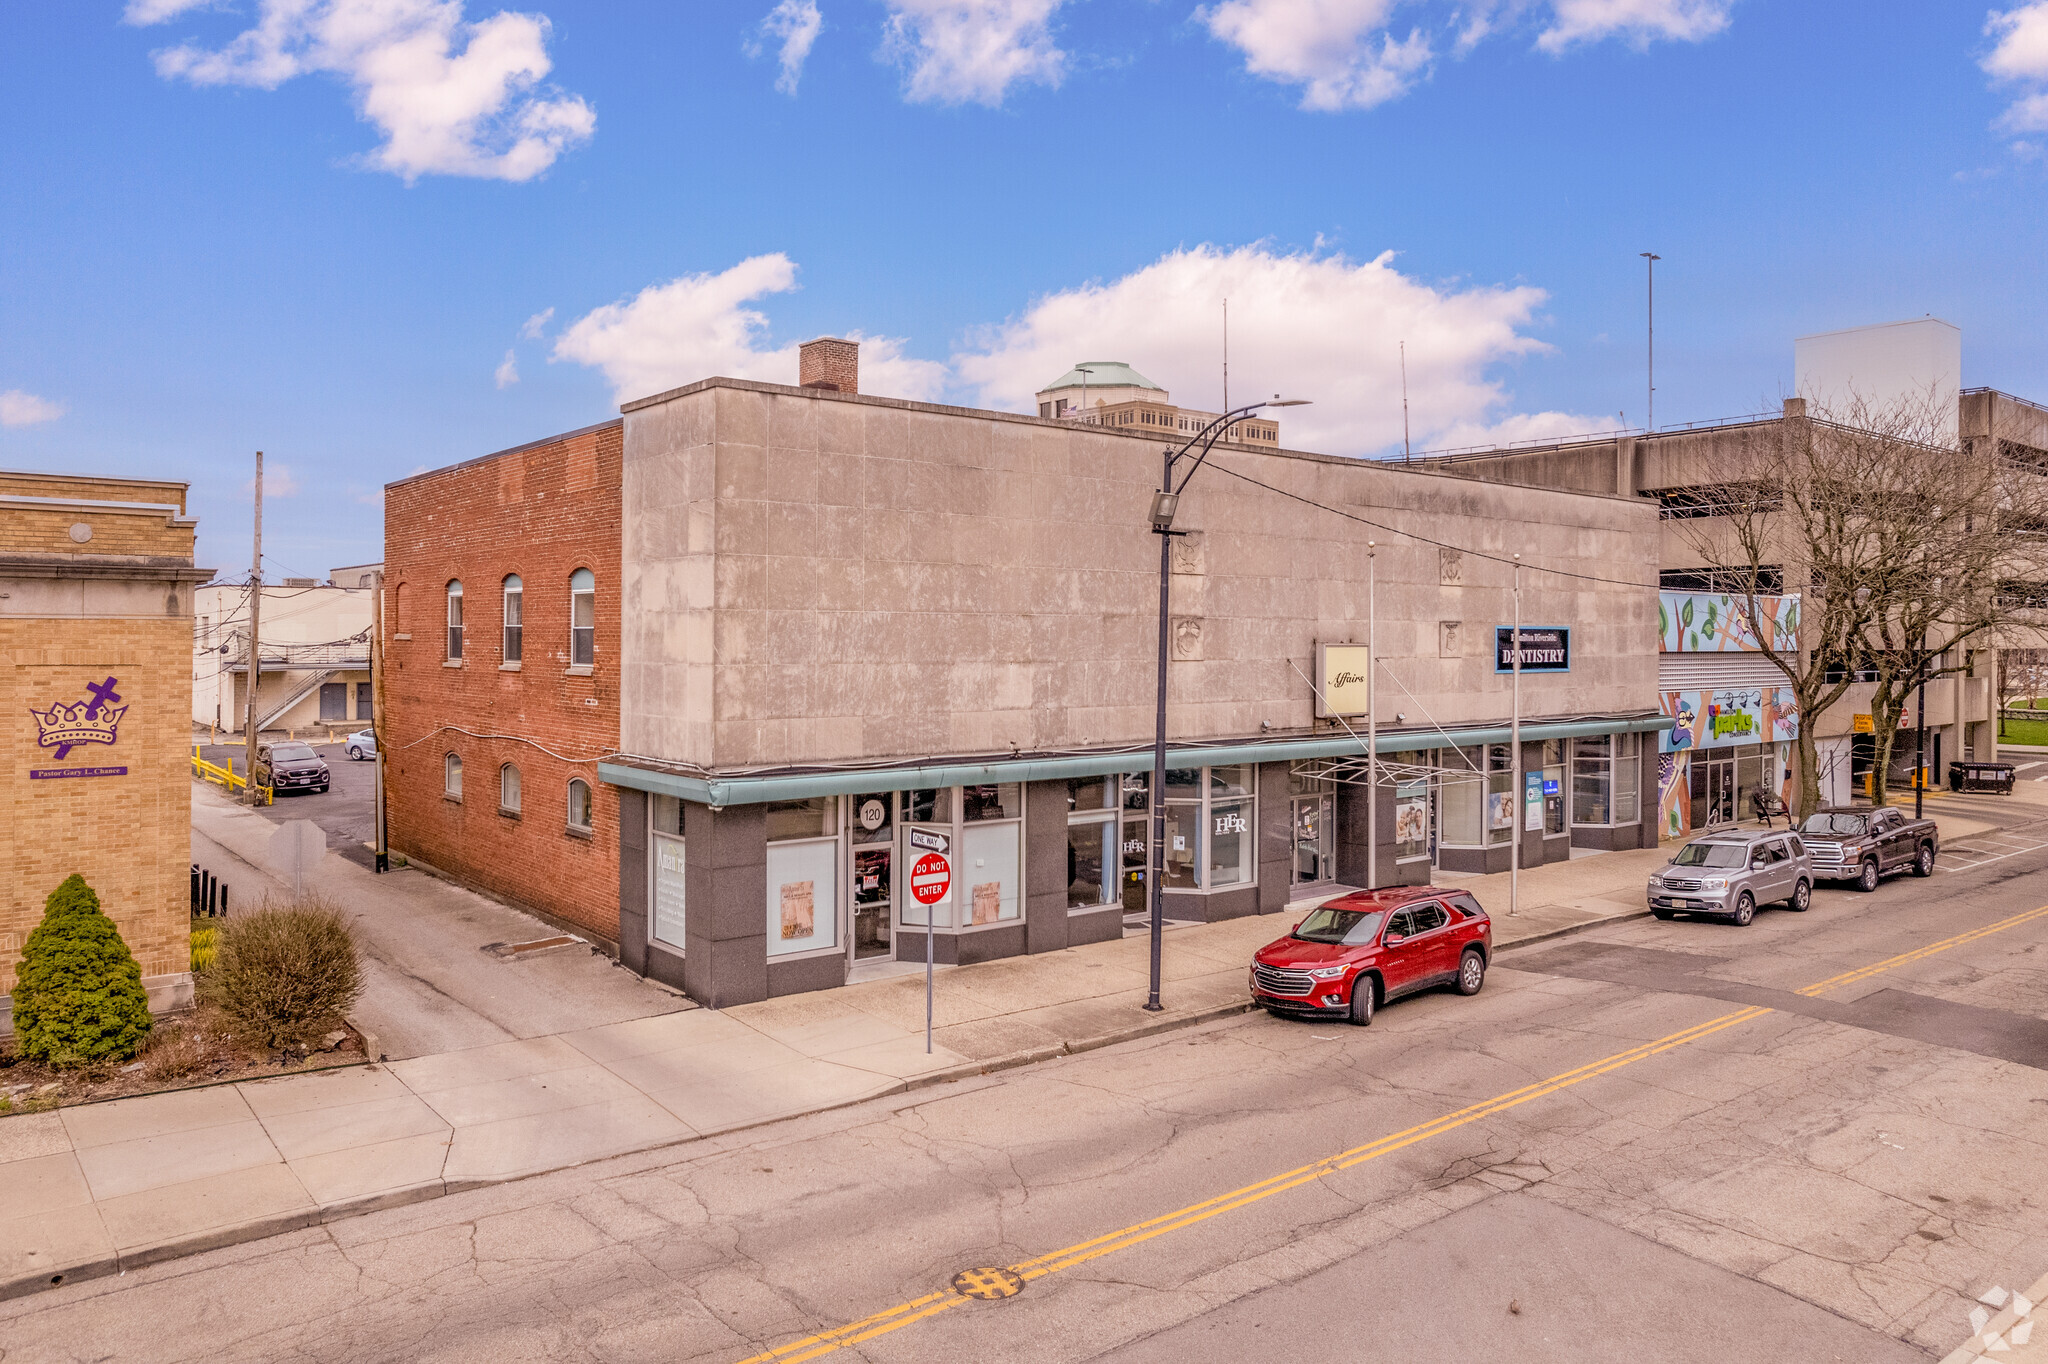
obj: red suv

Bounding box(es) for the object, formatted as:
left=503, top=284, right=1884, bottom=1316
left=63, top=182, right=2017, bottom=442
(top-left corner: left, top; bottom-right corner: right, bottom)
left=1250, top=886, right=1492, bottom=1026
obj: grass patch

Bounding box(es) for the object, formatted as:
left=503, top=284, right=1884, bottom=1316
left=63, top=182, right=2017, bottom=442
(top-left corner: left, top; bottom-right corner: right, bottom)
left=1997, top=717, right=2048, bottom=745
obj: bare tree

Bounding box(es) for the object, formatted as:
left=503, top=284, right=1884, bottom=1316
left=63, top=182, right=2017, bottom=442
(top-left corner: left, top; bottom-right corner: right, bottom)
left=1999, top=647, right=2048, bottom=716
left=1663, top=389, right=2048, bottom=815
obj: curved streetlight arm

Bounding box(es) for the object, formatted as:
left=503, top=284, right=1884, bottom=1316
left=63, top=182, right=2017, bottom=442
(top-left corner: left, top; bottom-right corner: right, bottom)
left=1168, top=402, right=1274, bottom=498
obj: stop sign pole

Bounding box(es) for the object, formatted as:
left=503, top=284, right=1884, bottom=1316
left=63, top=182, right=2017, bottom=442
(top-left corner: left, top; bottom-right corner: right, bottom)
left=910, top=843, right=951, bottom=1053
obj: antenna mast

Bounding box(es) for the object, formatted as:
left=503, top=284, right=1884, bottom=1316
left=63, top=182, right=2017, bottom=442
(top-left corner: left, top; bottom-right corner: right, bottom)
left=1401, top=341, right=1411, bottom=460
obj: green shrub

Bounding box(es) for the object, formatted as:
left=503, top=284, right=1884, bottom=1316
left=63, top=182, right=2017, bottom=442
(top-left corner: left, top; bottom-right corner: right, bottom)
left=189, top=924, right=218, bottom=973
left=11, top=875, right=153, bottom=1066
left=201, top=898, right=362, bottom=1048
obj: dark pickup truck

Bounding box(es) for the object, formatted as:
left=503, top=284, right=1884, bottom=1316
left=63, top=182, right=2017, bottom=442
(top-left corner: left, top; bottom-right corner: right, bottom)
left=1797, top=806, right=1938, bottom=891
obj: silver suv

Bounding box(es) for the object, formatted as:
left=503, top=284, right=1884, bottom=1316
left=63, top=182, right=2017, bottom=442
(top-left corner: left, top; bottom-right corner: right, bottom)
left=1646, top=828, right=1813, bottom=926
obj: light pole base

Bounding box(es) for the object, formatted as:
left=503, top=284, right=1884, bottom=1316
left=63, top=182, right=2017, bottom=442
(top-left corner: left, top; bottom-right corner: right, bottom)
left=1142, top=999, right=1162, bottom=1012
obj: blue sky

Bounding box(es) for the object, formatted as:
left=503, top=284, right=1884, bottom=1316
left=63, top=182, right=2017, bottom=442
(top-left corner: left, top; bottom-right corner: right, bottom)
left=3, top=0, right=2046, bottom=577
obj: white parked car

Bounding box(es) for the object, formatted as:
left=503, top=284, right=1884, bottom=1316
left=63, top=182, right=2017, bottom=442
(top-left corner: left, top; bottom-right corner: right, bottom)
left=344, top=729, right=377, bottom=760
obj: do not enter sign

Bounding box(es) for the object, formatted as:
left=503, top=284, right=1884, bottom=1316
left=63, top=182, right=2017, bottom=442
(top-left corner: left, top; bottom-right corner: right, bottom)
left=910, top=852, right=951, bottom=906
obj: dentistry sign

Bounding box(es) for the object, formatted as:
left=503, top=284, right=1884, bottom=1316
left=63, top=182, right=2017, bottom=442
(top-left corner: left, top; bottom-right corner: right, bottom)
left=28, top=674, right=130, bottom=779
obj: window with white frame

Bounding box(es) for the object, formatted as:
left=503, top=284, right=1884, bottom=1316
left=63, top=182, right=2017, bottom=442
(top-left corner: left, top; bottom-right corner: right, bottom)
left=567, top=777, right=592, bottom=833
left=499, top=762, right=520, bottom=814
left=899, top=786, right=1025, bottom=930
left=502, top=574, right=522, bottom=663
left=443, top=751, right=462, bottom=799
left=569, top=568, right=595, bottom=667
left=445, top=580, right=463, bottom=660
left=1572, top=733, right=1642, bottom=826
left=765, top=798, right=838, bottom=956
left=1160, top=765, right=1256, bottom=890
left=1065, top=777, right=1117, bottom=911
left=650, top=794, right=687, bottom=951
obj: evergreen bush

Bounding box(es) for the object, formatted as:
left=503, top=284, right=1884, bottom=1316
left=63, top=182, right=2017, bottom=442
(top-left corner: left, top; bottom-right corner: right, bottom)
left=202, top=898, right=362, bottom=1048
left=11, top=875, right=153, bottom=1066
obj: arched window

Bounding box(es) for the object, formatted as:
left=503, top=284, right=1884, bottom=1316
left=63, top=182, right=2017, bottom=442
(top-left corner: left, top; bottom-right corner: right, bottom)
left=567, top=777, right=592, bottom=832
left=502, top=574, right=523, bottom=664
left=390, top=582, right=404, bottom=636
left=569, top=568, right=595, bottom=667
left=500, top=762, right=521, bottom=814
left=446, top=580, right=464, bottom=660
left=444, top=752, right=462, bottom=799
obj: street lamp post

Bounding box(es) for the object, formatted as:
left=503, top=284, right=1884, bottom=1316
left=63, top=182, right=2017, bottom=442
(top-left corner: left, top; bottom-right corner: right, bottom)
left=1144, top=396, right=1309, bottom=1011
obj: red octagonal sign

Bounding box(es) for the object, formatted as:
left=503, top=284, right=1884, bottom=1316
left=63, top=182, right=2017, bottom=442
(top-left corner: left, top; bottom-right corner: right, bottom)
left=910, top=852, right=952, bottom=906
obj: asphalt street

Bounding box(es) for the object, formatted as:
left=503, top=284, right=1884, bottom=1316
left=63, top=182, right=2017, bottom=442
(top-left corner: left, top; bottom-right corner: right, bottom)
left=15, top=826, right=2048, bottom=1362
left=197, top=739, right=380, bottom=867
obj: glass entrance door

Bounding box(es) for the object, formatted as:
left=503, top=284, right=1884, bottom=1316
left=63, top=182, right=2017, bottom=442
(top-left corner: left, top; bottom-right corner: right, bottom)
left=1292, top=795, right=1333, bottom=885
left=850, top=793, right=894, bottom=961
left=1689, top=756, right=1735, bottom=829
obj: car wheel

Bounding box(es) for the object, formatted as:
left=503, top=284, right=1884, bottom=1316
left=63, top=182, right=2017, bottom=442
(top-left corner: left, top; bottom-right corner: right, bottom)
left=347, top=746, right=362, bottom=760
left=1789, top=879, right=1812, bottom=912
left=1348, top=975, right=1376, bottom=1026
left=1912, top=842, right=1935, bottom=877
left=1652, top=907, right=1675, bottom=921
left=1856, top=858, right=1880, bottom=893
left=1731, top=891, right=1756, bottom=926
left=1456, top=950, right=1486, bottom=996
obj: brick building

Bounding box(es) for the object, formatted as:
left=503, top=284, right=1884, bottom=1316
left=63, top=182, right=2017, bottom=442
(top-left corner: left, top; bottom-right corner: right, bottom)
left=1, top=470, right=208, bottom=1021
left=381, top=420, right=624, bottom=941
left=384, top=340, right=1664, bottom=1008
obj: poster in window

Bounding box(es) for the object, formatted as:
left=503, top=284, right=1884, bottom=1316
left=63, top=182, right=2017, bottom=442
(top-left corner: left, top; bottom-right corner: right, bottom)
left=1486, top=790, right=1514, bottom=831
left=779, top=881, right=815, bottom=940
left=971, top=881, right=1001, bottom=925
left=1394, top=794, right=1427, bottom=847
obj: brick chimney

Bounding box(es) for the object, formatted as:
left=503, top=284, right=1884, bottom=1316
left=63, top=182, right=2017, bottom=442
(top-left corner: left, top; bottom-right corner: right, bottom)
left=799, top=337, right=858, bottom=395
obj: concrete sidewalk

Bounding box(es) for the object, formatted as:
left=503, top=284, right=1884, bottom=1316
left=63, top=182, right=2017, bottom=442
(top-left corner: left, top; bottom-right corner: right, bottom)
left=0, top=802, right=2012, bottom=1300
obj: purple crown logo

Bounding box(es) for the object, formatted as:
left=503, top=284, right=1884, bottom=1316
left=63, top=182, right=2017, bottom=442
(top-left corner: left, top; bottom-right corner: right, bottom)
left=30, top=676, right=125, bottom=760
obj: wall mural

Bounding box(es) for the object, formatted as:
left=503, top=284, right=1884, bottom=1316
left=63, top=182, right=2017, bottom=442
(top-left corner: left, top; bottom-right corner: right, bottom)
left=1658, top=593, right=1799, bottom=653
left=1660, top=686, right=1800, bottom=753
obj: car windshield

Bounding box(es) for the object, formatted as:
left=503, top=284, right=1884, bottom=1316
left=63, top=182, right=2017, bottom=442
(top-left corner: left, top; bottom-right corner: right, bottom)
left=1801, top=813, right=1866, bottom=837
left=271, top=743, right=318, bottom=761
left=1292, top=907, right=1387, bottom=946
left=1669, top=842, right=1746, bottom=868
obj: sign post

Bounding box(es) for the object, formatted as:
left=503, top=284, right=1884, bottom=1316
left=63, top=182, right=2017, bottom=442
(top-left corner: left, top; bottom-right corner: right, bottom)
left=910, top=840, right=951, bottom=1054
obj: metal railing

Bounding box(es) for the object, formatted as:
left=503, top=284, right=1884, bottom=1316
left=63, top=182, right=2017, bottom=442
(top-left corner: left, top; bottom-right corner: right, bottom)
left=214, top=630, right=370, bottom=669
left=192, top=746, right=271, bottom=804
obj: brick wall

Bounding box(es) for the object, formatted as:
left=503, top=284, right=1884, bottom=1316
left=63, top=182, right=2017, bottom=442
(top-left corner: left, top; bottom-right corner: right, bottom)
left=799, top=338, right=858, bottom=395
left=383, top=421, right=626, bottom=942
left=1, top=618, right=192, bottom=993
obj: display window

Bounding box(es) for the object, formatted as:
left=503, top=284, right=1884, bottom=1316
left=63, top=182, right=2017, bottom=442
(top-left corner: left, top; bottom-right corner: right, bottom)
left=1160, top=765, right=1258, bottom=890
left=1572, top=733, right=1642, bottom=827
left=652, top=832, right=686, bottom=950
left=1067, top=777, right=1117, bottom=911
left=1438, top=746, right=1485, bottom=847
left=897, top=785, right=1025, bottom=932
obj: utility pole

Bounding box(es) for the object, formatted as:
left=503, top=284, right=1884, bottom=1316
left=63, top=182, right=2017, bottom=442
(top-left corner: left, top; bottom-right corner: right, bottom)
left=1510, top=553, right=1522, bottom=917
left=1367, top=542, right=1378, bottom=888
left=1640, top=252, right=1660, bottom=432
left=371, top=569, right=389, bottom=872
left=242, top=451, right=264, bottom=803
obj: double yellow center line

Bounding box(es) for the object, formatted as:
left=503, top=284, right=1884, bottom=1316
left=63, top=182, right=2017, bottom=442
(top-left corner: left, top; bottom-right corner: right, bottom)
left=735, top=903, right=2048, bottom=1364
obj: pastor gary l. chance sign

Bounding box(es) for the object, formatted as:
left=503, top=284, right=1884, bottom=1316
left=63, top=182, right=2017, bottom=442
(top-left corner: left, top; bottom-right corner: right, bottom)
left=1494, top=626, right=1570, bottom=673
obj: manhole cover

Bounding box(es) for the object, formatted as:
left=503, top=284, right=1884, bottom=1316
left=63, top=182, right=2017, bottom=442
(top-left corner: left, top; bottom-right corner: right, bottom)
left=951, top=1267, right=1025, bottom=1300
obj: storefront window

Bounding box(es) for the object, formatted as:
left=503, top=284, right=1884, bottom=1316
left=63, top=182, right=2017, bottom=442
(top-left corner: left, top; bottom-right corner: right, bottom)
left=1486, top=745, right=1514, bottom=847
left=905, top=787, right=953, bottom=824
left=766, top=797, right=838, bottom=956
left=1209, top=764, right=1252, bottom=797
left=1159, top=766, right=1258, bottom=889
left=962, top=783, right=1022, bottom=822
left=1068, top=778, right=1117, bottom=911
left=1439, top=746, right=1484, bottom=847
left=1394, top=771, right=1430, bottom=862
left=1122, top=773, right=1150, bottom=811
left=898, top=786, right=1024, bottom=932
left=961, top=821, right=1022, bottom=924
left=1208, top=797, right=1254, bottom=887
left=1572, top=736, right=1612, bottom=825
left=1161, top=800, right=1200, bottom=890
left=651, top=793, right=684, bottom=835
left=1541, top=740, right=1566, bottom=836
left=652, top=830, right=685, bottom=951
left=1615, top=733, right=1642, bottom=824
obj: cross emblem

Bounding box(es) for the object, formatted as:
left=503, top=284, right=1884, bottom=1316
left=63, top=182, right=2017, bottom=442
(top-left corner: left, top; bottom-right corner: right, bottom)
left=85, top=676, right=121, bottom=718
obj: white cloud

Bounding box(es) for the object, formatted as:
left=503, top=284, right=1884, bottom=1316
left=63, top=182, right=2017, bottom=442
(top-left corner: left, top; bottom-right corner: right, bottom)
left=1423, top=408, right=1625, bottom=453
left=519, top=306, right=554, bottom=339
left=754, top=0, right=824, bottom=95
left=952, top=243, right=1572, bottom=456
left=1199, top=0, right=1431, bottom=111
left=1986, top=4, right=2048, bottom=132
left=551, top=254, right=948, bottom=404
left=494, top=349, right=519, bottom=388
left=881, top=0, right=1064, bottom=106
left=123, top=0, right=215, bottom=23
left=247, top=463, right=301, bottom=496
left=146, top=0, right=594, bottom=183
left=0, top=390, right=65, bottom=427
left=1535, top=0, right=1731, bottom=53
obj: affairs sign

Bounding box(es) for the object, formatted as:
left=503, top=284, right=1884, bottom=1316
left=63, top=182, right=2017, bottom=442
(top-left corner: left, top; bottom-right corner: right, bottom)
left=1315, top=642, right=1372, bottom=718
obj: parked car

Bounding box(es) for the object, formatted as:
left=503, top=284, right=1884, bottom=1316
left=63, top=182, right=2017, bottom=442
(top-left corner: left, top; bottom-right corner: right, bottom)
left=1647, top=828, right=1812, bottom=924
left=255, top=740, right=329, bottom=794
left=1798, top=806, right=1938, bottom=890
left=1250, top=886, right=1492, bottom=1026
left=344, top=729, right=377, bottom=760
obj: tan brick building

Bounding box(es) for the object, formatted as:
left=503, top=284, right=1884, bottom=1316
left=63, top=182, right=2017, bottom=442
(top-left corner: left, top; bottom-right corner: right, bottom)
left=0, top=471, right=208, bottom=1017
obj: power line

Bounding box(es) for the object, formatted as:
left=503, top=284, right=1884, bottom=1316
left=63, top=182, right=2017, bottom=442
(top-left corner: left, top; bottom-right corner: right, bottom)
left=1202, top=454, right=1665, bottom=591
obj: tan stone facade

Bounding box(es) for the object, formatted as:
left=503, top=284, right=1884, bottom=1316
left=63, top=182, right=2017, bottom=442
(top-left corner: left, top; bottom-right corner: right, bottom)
left=0, top=472, right=206, bottom=1014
